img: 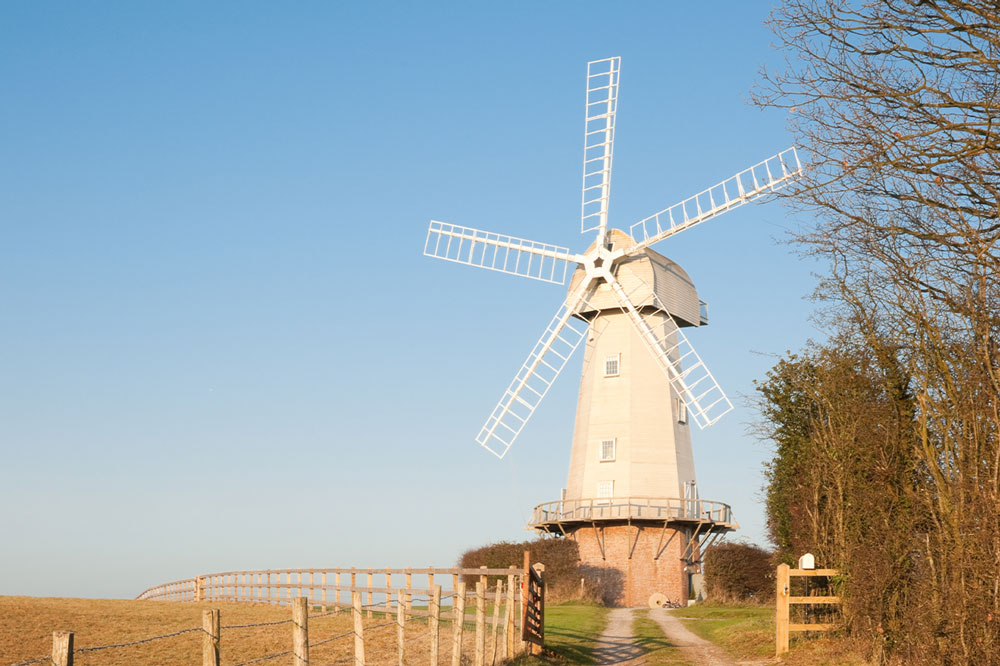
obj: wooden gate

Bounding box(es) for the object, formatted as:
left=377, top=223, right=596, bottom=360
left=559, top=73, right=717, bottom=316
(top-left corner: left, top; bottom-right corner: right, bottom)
left=775, top=563, right=841, bottom=655
left=521, top=551, right=545, bottom=654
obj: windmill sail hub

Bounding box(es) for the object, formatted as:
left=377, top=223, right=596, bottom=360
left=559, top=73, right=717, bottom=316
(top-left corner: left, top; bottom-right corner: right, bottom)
left=568, top=247, right=703, bottom=328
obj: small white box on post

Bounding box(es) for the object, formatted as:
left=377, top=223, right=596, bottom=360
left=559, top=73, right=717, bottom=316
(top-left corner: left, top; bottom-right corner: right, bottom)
left=797, top=553, right=815, bottom=570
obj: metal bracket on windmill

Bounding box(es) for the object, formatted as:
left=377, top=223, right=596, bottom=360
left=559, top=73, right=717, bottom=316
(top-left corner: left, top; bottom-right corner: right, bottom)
left=424, top=56, right=803, bottom=459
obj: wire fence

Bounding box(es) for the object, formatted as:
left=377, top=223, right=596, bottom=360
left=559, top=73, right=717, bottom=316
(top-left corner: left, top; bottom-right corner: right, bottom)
left=11, top=575, right=534, bottom=666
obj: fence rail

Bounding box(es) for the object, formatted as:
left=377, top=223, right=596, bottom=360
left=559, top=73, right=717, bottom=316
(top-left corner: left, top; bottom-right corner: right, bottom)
left=137, top=566, right=525, bottom=622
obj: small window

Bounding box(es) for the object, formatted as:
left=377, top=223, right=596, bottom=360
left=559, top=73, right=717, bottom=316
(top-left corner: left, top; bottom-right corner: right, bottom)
left=675, top=398, right=688, bottom=424
left=597, top=480, right=614, bottom=499
left=604, top=354, right=620, bottom=377
left=600, top=439, right=616, bottom=462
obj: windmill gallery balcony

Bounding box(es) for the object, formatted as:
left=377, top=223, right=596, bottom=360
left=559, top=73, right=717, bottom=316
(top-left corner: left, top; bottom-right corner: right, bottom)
left=528, top=496, right=737, bottom=534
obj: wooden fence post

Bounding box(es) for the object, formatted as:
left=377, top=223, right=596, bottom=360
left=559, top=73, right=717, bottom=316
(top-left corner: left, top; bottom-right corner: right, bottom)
left=451, top=581, right=467, bottom=666
left=351, top=569, right=357, bottom=615
left=535, top=564, right=546, bottom=655
left=474, top=580, right=486, bottom=666
left=408, top=568, right=416, bottom=620
left=397, top=596, right=406, bottom=666
left=367, top=570, right=374, bottom=619
left=505, top=568, right=516, bottom=658
left=293, top=596, right=309, bottom=666
left=202, top=609, right=220, bottom=666
left=353, top=591, right=366, bottom=666
left=386, top=572, right=393, bottom=618
left=430, top=585, right=441, bottom=666
left=499, top=579, right=511, bottom=662
left=776, top=563, right=790, bottom=656
left=52, top=631, right=73, bottom=666
left=522, top=552, right=531, bottom=655
left=489, top=579, right=503, bottom=666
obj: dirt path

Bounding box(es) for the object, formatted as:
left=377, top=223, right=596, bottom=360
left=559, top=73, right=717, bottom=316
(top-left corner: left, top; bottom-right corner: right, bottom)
left=647, top=608, right=737, bottom=666
left=593, top=608, right=648, bottom=665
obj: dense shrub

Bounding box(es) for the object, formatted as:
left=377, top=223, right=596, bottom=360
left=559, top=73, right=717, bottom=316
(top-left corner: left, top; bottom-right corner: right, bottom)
left=458, top=537, right=590, bottom=602
left=703, top=541, right=774, bottom=603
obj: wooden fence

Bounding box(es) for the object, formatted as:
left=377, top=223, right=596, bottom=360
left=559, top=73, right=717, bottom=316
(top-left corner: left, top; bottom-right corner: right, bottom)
left=775, top=563, right=841, bottom=656
left=33, top=588, right=528, bottom=666
left=17, top=561, right=543, bottom=665
left=136, top=566, right=524, bottom=621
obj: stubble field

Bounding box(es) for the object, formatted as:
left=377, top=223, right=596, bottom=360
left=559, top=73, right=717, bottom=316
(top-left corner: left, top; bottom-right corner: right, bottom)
left=0, top=596, right=465, bottom=666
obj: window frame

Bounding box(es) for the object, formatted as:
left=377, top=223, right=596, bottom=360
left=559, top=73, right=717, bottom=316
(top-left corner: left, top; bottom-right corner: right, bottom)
left=675, top=397, right=688, bottom=424
left=604, top=353, right=621, bottom=377
left=599, top=438, right=616, bottom=462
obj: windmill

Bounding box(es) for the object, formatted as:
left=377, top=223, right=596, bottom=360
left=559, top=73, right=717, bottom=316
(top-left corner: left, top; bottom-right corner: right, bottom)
left=424, top=58, right=801, bottom=606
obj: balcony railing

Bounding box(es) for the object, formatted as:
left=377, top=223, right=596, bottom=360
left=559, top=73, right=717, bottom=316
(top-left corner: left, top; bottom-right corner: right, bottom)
left=529, top=496, right=734, bottom=527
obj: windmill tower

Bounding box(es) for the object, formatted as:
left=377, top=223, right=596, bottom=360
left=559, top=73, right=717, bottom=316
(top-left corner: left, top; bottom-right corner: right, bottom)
left=424, top=58, right=801, bottom=606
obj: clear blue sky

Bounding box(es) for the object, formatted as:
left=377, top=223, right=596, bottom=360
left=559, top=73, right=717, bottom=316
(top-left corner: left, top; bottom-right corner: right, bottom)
left=0, top=2, right=822, bottom=598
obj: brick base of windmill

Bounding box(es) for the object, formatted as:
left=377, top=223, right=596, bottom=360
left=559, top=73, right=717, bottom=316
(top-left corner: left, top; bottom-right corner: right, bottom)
left=529, top=497, right=736, bottom=607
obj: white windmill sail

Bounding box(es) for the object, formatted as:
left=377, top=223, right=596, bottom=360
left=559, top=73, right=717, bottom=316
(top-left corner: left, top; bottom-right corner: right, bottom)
left=629, top=148, right=802, bottom=251
left=581, top=57, right=620, bottom=236
left=605, top=273, right=733, bottom=429
left=424, top=221, right=581, bottom=285
left=476, top=287, right=593, bottom=459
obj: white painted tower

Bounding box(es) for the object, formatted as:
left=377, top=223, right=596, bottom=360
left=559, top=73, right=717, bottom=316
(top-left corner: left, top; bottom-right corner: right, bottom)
left=564, top=231, right=701, bottom=504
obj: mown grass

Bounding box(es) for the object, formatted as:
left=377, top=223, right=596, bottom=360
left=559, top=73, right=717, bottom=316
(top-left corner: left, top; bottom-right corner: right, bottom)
left=669, top=602, right=871, bottom=666
left=631, top=610, right=690, bottom=666
left=511, top=602, right=609, bottom=666
left=669, top=602, right=774, bottom=659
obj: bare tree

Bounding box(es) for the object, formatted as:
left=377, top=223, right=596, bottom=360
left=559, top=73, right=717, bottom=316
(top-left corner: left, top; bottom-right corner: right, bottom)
left=754, top=2, right=1000, bottom=663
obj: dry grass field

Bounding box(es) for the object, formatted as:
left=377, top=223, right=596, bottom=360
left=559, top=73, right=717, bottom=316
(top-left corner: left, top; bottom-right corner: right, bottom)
left=1, top=596, right=479, bottom=666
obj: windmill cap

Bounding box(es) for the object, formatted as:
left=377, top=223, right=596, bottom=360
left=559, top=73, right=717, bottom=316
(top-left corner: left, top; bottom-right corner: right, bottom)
left=568, top=231, right=703, bottom=327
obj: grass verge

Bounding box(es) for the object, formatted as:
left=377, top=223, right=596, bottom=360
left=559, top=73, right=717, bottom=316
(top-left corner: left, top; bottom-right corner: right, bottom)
left=668, top=602, right=774, bottom=659
left=631, top=610, right=690, bottom=666
left=669, top=602, right=871, bottom=666
left=511, top=602, right=609, bottom=666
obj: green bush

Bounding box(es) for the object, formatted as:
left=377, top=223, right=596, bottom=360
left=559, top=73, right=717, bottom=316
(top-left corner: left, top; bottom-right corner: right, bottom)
left=703, top=541, right=774, bottom=603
